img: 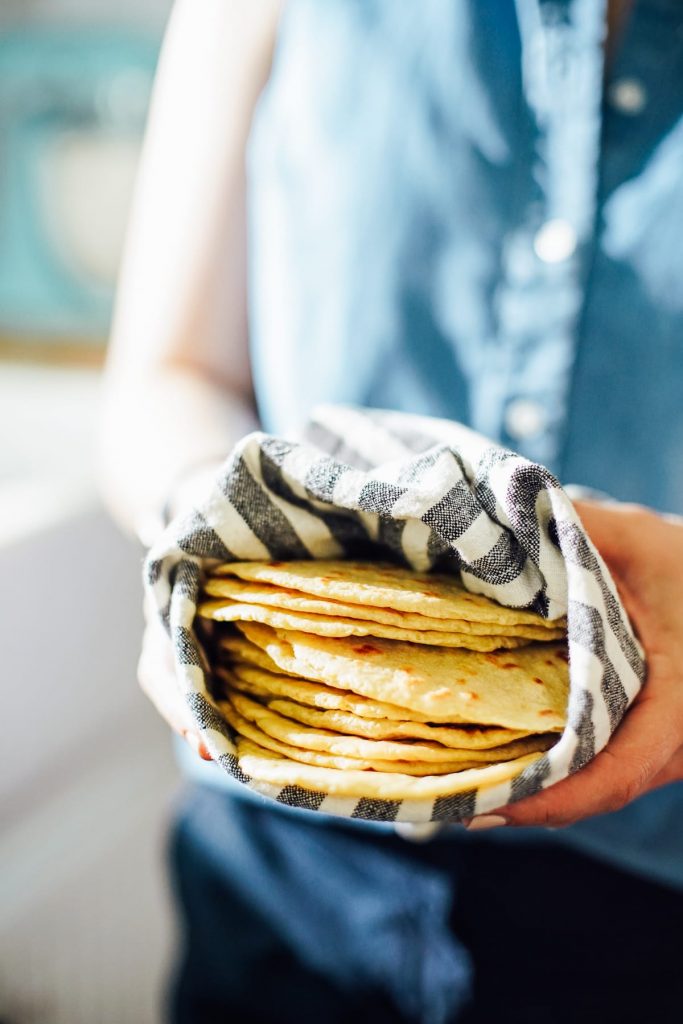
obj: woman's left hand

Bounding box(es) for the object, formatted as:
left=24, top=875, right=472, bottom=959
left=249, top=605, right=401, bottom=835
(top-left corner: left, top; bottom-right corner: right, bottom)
left=467, top=499, right=683, bottom=830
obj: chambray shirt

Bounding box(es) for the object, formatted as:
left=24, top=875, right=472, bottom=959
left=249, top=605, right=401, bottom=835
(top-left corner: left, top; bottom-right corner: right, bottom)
left=186, top=0, right=683, bottom=889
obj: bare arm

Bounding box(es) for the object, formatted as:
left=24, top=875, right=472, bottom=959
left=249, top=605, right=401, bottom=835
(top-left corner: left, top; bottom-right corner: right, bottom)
left=99, top=0, right=281, bottom=543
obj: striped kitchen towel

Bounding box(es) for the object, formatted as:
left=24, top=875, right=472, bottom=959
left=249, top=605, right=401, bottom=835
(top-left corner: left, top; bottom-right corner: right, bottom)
left=143, top=405, right=645, bottom=823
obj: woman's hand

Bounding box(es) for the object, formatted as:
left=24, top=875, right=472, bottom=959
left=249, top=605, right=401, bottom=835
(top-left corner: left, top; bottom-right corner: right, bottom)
left=138, top=596, right=213, bottom=761
left=467, top=499, right=683, bottom=830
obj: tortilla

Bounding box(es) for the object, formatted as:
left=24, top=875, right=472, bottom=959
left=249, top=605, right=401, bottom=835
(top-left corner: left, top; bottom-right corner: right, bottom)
left=235, top=737, right=546, bottom=800
left=215, top=663, right=548, bottom=747
left=198, top=600, right=539, bottom=651
left=203, top=577, right=564, bottom=640
left=221, top=703, right=487, bottom=775
left=217, top=634, right=296, bottom=676
left=228, top=690, right=518, bottom=764
left=238, top=622, right=569, bottom=731
left=213, top=560, right=566, bottom=629
left=264, top=697, right=556, bottom=758
left=215, top=662, right=456, bottom=722
left=203, top=560, right=567, bottom=806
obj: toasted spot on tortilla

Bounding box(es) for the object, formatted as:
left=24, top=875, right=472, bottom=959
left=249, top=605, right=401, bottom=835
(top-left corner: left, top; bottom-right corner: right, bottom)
left=352, top=643, right=381, bottom=655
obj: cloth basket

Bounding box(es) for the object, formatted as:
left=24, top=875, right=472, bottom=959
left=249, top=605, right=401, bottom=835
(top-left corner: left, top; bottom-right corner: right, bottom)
left=144, top=405, right=645, bottom=823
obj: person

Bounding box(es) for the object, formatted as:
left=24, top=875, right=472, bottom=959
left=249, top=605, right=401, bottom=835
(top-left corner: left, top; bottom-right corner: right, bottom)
left=99, top=1, right=683, bottom=1021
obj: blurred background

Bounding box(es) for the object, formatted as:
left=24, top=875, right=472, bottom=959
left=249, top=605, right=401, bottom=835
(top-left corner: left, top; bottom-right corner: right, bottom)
left=0, top=2, right=181, bottom=1021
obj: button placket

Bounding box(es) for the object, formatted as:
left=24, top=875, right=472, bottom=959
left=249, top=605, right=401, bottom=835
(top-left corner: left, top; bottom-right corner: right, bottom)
left=493, top=1, right=607, bottom=467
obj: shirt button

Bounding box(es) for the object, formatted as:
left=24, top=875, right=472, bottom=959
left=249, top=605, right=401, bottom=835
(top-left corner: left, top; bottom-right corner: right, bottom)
left=533, top=218, right=577, bottom=263
left=608, top=77, right=647, bottom=115
left=505, top=399, right=546, bottom=440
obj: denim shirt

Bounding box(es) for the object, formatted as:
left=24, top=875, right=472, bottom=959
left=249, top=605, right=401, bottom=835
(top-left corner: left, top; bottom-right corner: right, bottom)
left=185, top=0, right=683, bottom=888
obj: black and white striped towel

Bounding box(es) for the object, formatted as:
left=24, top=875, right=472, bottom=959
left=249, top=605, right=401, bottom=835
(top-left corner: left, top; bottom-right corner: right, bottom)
left=144, top=405, right=645, bottom=823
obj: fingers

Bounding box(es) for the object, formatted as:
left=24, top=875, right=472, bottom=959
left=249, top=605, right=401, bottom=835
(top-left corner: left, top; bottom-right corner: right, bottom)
left=138, top=617, right=184, bottom=732
left=394, top=823, right=445, bottom=842
left=572, top=498, right=652, bottom=561
left=184, top=731, right=214, bottom=762
left=138, top=615, right=213, bottom=761
left=479, top=694, right=680, bottom=829
left=573, top=500, right=683, bottom=622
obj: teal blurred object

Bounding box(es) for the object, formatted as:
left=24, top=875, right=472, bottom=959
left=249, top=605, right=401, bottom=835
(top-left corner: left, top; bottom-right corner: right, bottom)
left=0, top=28, right=159, bottom=345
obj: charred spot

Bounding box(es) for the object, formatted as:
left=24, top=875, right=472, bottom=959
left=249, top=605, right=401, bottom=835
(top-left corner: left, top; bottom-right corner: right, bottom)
left=501, top=662, right=520, bottom=670
left=352, top=644, right=381, bottom=656
left=555, top=650, right=570, bottom=662
left=533, top=677, right=544, bottom=685
left=539, top=710, right=554, bottom=717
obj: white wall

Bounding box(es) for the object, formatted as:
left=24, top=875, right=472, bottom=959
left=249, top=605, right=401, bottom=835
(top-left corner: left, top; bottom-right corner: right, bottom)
left=0, top=364, right=181, bottom=1021
left=0, top=505, right=181, bottom=1023
left=0, top=506, right=147, bottom=812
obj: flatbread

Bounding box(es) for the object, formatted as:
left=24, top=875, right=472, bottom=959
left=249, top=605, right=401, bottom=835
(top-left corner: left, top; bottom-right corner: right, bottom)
left=221, top=703, right=487, bottom=775
left=235, top=737, right=545, bottom=800
left=217, top=634, right=295, bottom=676
left=213, top=560, right=566, bottom=629
left=198, top=600, right=539, bottom=651
left=203, top=577, right=564, bottom=640
left=229, top=691, right=512, bottom=764
left=215, top=663, right=548, bottom=746
left=239, top=622, right=569, bottom=731
left=265, top=698, right=556, bottom=759
left=215, top=662, right=456, bottom=722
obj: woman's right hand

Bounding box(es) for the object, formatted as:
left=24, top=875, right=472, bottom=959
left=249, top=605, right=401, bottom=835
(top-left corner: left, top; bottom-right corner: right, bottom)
left=138, top=597, right=213, bottom=761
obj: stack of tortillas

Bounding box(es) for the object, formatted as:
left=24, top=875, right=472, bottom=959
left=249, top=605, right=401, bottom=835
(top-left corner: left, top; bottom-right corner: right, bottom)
left=195, top=560, right=570, bottom=801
